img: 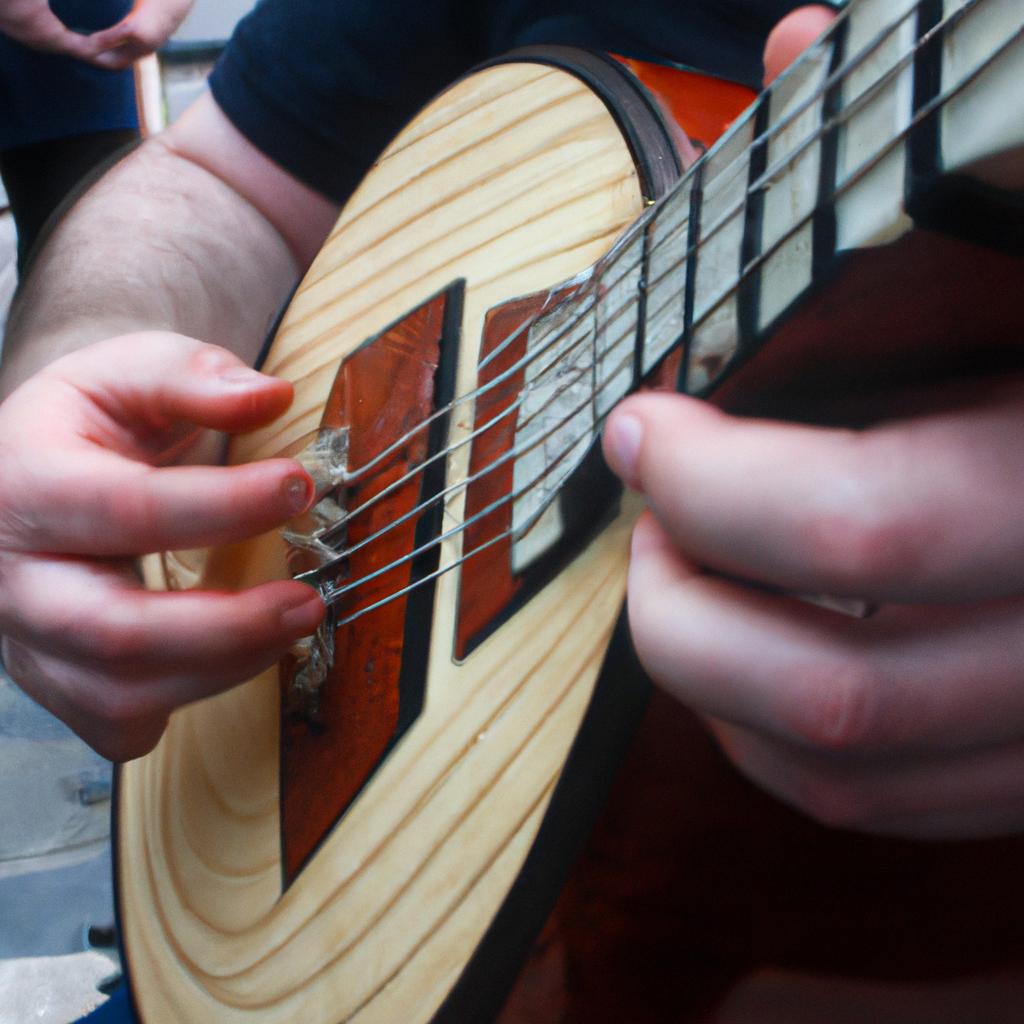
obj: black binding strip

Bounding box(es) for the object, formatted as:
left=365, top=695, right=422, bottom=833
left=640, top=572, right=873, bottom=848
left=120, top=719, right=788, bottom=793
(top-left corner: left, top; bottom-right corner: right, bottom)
left=433, top=615, right=652, bottom=1024
left=906, top=1, right=944, bottom=212
left=736, top=96, right=771, bottom=351
left=813, top=15, right=847, bottom=281
left=480, top=45, right=682, bottom=202
left=676, top=157, right=705, bottom=394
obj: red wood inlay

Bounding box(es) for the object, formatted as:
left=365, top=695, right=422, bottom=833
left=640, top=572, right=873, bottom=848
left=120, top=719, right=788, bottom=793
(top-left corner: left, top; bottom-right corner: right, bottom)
left=280, top=293, right=448, bottom=884
left=615, top=58, right=756, bottom=149
left=456, top=287, right=682, bottom=660
left=455, top=289, right=577, bottom=660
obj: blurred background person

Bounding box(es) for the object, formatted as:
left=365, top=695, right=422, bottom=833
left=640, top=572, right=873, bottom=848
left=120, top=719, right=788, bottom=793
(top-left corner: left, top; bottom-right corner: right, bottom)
left=0, top=0, right=192, bottom=274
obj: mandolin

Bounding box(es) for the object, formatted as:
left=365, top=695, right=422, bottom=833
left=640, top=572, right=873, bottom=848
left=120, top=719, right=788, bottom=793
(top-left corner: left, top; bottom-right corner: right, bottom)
left=117, top=0, right=1024, bottom=1020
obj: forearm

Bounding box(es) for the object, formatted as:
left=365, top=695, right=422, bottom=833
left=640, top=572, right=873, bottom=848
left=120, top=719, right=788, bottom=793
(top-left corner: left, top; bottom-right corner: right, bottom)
left=1, top=134, right=299, bottom=397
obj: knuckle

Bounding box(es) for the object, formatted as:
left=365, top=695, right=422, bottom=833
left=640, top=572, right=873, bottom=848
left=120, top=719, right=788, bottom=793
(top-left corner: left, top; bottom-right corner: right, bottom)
left=788, top=654, right=884, bottom=753
left=191, top=345, right=232, bottom=376
left=627, top=597, right=680, bottom=687
left=100, top=473, right=158, bottom=541
left=717, top=726, right=880, bottom=832
left=80, top=684, right=167, bottom=762
left=81, top=611, right=149, bottom=666
left=84, top=682, right=147, bottom=727
left=805, top=509, right=917, bottom=592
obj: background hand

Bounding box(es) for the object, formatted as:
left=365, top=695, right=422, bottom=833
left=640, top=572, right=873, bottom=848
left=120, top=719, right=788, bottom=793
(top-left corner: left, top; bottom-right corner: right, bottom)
left=0, top=0, right=102, bottom=61
left=0, top=0, right=194, bottom=69
left=0, top=333, right=323, bottom=761
left=87, top=0, right=194, bottom=71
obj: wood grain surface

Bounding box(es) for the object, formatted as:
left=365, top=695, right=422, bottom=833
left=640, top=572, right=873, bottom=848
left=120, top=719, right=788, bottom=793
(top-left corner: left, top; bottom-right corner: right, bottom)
left=120, top=60, right=649, bottom=1023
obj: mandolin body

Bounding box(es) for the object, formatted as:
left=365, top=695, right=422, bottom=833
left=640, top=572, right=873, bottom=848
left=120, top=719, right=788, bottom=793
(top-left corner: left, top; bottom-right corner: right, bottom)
left=119, top=51, right=680, bottom=1024
left=118, top=2, right=1024, bottom=1018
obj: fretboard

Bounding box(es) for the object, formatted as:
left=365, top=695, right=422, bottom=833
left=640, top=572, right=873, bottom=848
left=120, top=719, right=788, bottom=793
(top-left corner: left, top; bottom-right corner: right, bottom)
left=570, top=0, right=1023, bottom=403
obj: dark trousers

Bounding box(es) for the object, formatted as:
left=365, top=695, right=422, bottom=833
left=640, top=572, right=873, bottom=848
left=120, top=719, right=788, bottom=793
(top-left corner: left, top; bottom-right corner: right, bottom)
left=0, top=128, right=138, bottom=274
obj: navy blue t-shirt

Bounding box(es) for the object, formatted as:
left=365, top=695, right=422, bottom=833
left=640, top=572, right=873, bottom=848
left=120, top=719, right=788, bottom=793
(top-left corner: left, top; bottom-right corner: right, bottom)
left=210, top=0, right=833, bottom=203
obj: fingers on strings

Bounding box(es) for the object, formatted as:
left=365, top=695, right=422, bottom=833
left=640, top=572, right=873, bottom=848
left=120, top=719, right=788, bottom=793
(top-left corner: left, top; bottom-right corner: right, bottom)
left=627, top=513, right=1024, bottom=759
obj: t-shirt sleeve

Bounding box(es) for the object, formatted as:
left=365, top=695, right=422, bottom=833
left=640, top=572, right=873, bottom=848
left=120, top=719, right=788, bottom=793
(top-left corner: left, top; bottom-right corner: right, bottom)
left=209, top=0, right=846, bottom=204
left=209, top=0, right=487, bottom=203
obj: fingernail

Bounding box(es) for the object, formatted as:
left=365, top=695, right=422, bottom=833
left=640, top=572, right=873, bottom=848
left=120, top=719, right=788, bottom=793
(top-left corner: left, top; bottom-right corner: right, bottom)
left=280, top=589, right=324, bottom=634
left=606, top=413, right=644, bottom=488
left=219, top=366, right=267, bottom=387
left=284, top=474, right=314, bottom=514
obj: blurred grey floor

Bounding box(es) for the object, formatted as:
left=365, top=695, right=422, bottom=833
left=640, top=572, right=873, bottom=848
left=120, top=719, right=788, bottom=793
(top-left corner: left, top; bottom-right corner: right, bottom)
left=0, top=668, right=118, bottom=1022
left=0, top=668, right=114, bottom=958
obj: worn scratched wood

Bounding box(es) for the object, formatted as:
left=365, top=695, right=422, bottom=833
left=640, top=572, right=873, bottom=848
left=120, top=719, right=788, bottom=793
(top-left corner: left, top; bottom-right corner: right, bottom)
left=119, top=60, right=649, bottom=1023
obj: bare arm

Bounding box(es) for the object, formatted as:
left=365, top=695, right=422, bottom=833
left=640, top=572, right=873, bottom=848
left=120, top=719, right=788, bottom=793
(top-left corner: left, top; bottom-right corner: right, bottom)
left=1, top=92, right=338, bottom=394
left=0, top=93, right=339, bottom=759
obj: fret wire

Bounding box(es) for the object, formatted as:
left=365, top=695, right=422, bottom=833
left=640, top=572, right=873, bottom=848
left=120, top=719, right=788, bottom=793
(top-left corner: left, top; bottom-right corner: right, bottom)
left=329, top=0, right=1010, bottom=567
left=304, top=12, right=1019, bottom=613
left=319, top=0, right=931, bottom=489
left=638, top=0, right=983, bottom=335
left=565, top=0, right=989, bottom=369
left=316, top=0, right=984, bottom=551
left=685, top=14, right=1022, bottom=359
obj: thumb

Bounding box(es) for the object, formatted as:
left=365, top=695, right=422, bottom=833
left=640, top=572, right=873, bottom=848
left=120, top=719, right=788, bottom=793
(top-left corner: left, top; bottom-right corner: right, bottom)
left=763, top=5, right=838, bottom=86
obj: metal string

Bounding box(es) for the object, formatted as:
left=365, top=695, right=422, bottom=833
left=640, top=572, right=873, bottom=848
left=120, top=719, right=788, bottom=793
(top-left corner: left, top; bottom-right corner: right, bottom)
left=304, top=0, right=976, bottom=556
left=301, top=0, right=909, bottom=493
left=297, top=1, right=1018, bottom=619
left=298, top=318, right=620, bottom=573
left=301, top=348, right=634, bottom=601
left=300, top=0, right=927, bottom=557
left=303, top=4, right=1009, bottom=587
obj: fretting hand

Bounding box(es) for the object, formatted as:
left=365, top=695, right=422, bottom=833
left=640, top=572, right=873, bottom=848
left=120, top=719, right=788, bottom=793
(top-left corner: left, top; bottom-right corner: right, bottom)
left=604, top=377, right=1024, bottom=840
left=602, top=4, right=1024, bottom=840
